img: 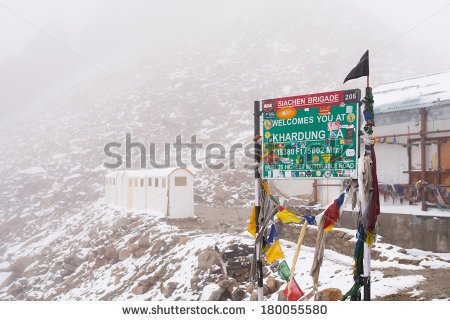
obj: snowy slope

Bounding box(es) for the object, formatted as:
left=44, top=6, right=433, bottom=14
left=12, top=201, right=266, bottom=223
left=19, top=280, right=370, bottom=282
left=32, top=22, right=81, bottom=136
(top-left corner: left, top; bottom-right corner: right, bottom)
left=0, top=202, right=448, bottom=301
left=0, top=0, right=449, bottom=301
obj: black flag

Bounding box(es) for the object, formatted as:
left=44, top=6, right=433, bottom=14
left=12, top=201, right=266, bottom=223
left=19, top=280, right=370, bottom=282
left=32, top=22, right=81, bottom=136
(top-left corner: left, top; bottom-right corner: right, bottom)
left=343, top=50, right=369, bottom=83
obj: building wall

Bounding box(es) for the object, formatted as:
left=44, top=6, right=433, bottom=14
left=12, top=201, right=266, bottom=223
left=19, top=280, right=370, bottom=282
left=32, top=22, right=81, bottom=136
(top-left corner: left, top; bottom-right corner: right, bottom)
left=317, top=179, right=342, bottom=206
left=104, top=170, right=192, bottom=218
left=120, top=173, right=127, bottom=208
left=133, top=177, right=146, bottom=210
left=318, top=105, right=450, bottom=207
left=145, top=176, right=168, bottom=215
left=168, top=170, right=194, bottom=218
left=126, top=178, right=134, bottom=210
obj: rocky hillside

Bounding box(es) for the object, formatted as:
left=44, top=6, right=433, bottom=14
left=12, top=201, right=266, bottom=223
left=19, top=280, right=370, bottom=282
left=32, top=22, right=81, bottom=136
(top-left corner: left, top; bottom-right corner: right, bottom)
left=0, top=0, right=449, bottom=301
left=1, top=202, right=448, bottom=301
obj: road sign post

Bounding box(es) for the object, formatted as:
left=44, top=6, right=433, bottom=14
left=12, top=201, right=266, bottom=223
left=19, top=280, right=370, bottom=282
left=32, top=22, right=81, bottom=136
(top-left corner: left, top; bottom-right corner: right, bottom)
left=253, top=101, right=264, bottom=301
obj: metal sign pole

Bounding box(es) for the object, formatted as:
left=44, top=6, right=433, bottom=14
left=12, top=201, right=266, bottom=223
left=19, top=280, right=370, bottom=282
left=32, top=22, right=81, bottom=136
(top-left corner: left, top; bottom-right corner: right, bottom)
left=363, top=242, right=371, bottom=300
left=254, top=101, right=264, bottom=301
left=362, top=85, right=372, bottom=301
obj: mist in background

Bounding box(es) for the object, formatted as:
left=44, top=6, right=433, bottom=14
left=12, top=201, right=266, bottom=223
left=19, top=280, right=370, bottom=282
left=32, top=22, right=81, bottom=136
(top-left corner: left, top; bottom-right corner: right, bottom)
left=0, top=0, right=449, bottom=122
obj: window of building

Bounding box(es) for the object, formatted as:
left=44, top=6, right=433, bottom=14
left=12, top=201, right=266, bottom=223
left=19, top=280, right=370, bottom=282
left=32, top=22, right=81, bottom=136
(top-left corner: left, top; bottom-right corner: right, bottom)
left=148, top=178, right=152, bottom=186
left=112, top=178, right=115, bottom=185
left=162, top=178, right=166, bottom=188
left=175, top=176, right=187, bottom=186
left=155, top=178, right=159, bottom=187
left=140, top=179, right=144, bottom=187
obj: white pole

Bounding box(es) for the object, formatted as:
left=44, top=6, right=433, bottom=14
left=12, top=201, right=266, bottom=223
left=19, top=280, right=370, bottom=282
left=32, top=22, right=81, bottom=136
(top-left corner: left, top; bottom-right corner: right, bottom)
left=363, top=241, right=371, bottom=300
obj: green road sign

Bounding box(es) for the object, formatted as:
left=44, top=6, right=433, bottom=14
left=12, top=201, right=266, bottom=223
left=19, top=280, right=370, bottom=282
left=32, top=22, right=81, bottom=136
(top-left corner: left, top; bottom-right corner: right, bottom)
left=262, top=89, right=360, bottom=179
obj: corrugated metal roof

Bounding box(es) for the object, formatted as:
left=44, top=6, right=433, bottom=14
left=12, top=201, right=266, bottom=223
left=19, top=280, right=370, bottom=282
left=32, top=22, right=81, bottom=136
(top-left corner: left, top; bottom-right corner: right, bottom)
left=373, top=71, right=450, bottom=114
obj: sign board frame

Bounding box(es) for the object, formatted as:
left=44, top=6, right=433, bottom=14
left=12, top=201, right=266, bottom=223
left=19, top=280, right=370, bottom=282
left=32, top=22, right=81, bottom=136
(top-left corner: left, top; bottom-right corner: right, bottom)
left=261, top=89, right=361, bottom=180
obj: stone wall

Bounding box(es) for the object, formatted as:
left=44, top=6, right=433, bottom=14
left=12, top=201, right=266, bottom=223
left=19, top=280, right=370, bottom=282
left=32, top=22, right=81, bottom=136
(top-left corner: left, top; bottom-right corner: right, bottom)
left=275, top=222, right=382, bottom=259
left=337, top=211, right=449, bottom=253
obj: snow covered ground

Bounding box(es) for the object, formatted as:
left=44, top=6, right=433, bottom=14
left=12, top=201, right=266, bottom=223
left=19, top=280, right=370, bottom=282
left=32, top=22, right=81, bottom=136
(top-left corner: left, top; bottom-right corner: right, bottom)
left=0, top=201, right=448, bottom=301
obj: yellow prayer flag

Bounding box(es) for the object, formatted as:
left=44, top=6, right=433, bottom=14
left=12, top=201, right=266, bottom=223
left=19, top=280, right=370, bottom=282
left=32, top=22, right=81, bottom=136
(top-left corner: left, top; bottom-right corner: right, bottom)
left=261, top=181, right=271, bottom=195
left=366, top=231, right=374, bottom=246
left=248, top=205, right=256, bottom=238
left=267, top=240, right=284, bottom=263
left=276, top=209, right=302, bottom=223
left=324, top=223, right=335, bottom=232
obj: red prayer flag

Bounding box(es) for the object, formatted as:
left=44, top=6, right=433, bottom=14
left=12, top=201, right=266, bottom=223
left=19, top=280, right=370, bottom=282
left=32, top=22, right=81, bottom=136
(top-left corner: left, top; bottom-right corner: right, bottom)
left=323, top=199, right=339, bottom=231
left=283, top=278, right=304, bottom=301
left=367, top=145, right=380, bottom=232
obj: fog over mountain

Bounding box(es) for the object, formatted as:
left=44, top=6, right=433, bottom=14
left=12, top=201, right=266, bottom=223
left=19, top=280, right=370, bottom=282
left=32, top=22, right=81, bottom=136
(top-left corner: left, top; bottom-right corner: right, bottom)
left=1, top=0, right=449, bottom=211
left=0, top=0, right=449, bottom=301
left=1, top=0, right=449, bottom=210
left=1, top=0, right=449, bottom=118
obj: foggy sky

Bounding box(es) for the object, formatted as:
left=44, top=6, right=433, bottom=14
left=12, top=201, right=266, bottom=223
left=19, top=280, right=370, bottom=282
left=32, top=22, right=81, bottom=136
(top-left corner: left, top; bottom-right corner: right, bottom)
left=0, top=0, right=449, bottom=119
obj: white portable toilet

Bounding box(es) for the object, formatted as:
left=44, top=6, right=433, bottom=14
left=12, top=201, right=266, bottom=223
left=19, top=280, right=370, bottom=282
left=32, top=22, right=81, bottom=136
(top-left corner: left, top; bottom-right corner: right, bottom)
left=166, top=168, right=194, bottom=218
left=105, top=172, right=117, bottom=204
left=143, top=167, right=194, bottom=218
left=120, top=171, right=146, bottom=211
left=104, top=168, right=194, bottom=218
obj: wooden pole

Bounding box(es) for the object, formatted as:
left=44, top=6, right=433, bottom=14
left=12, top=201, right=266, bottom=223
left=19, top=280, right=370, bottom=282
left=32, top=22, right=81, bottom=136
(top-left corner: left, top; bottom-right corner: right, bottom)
left=420, top=108, right=427, bottom=211
left=287, top=221, right=308, bottom=297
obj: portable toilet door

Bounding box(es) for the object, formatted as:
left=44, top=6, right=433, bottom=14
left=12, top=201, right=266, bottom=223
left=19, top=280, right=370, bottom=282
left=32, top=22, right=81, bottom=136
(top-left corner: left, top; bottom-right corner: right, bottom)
left=105, top=173, right=116, bottom=204
left=168, top=168, right=194, bottom=218
left=145, top=176, right=151, bottom=211
left=105, top=175, right=111, bottom=204
left=114, top=173, right=120, bottom=206
left=109, top=173, right=118, bottom=205
left=151, top=176, right=166, bottom=214
left=119, top=172, right=127, bottom=208
left=135, top=176, right=146, bottom=210
left=127, top=175, right=135, bottom=210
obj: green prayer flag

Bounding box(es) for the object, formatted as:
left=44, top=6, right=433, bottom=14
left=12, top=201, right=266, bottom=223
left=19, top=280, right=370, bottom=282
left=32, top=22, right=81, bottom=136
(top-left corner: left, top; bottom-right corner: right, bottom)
left=277, top=260, right=291, bottom=282
left=341, top=282, right=362, bottom=301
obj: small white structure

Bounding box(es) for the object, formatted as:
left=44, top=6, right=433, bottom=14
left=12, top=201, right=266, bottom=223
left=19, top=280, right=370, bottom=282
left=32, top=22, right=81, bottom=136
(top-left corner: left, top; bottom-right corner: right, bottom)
left=105, top=168, right=194, bottom=218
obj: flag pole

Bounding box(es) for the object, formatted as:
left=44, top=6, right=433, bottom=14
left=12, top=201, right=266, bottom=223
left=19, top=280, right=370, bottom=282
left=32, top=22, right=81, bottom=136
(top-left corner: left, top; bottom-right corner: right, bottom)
left=363, top=81, right=372, bottom=301
left=254, top=100, right=264, bottom=301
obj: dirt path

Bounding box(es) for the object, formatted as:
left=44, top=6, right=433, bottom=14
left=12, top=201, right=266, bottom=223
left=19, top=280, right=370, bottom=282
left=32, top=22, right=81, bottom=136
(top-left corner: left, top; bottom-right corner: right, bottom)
left=166, top=205, right=250, bottom=234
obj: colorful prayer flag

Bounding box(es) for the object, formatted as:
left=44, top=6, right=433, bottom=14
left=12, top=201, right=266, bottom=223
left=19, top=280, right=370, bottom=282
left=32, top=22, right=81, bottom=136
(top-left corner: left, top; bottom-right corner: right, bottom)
left=277, top=260, right=291, bottom=282
left=276, top=206, right=302, bottom=223
left=283, top=278, right=304, bottom=301
left=266, top=225, right=284, bottom=263
left=323, top=192, right=345, bottom=231
left=278, top=259, right=304, bottom=301
left=323, top=200, right=339, bottom=231
left=248, top=205, right=256, bottom=238
left=261, top=181, right=271, bottom=195
left=366, top=231, right=374, bottom=246
left=367, top=145, right=380, bottom=233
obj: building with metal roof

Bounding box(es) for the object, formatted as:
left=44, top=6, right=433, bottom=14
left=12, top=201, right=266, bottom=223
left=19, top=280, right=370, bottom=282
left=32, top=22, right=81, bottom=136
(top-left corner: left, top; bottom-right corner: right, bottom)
left=373, top=71, right=450, bottom=114
left=318, top=72, right=450, bottom=211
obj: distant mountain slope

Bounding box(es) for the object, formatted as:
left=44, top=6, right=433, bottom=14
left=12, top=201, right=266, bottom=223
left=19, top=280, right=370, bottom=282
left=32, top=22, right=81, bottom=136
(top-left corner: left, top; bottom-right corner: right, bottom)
left=0, top=0, right=446, bottom=262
